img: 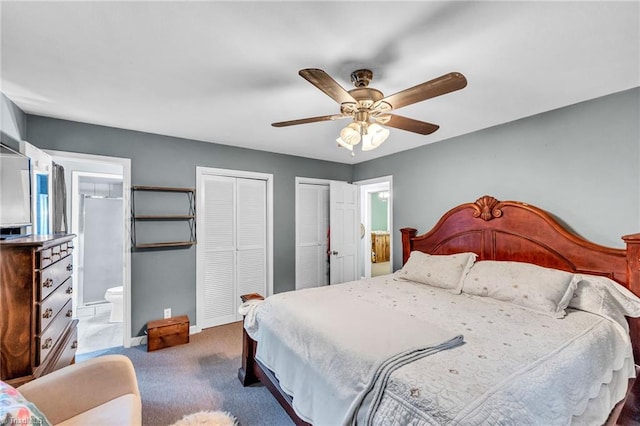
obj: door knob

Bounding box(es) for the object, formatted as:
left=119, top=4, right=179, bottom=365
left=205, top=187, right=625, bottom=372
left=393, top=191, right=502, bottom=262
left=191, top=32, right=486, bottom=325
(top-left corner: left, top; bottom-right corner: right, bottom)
left=331, top=251, right=339, bottom=255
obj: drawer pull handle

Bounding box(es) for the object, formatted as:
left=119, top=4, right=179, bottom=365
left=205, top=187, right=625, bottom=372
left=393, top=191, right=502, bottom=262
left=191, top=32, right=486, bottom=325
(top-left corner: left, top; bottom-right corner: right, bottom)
left=71, top=341, right=78, bottom=349
left=42, top=278, right=53, bottom=288
left=66, top=264, right=73, bottom=272
left=66, top=309, right=73, bottom=317
left=42, top=338, right=53, bottom=350
left=66, top=287, right=73, bottom=295
left=42, top=308, right=53, bottom=319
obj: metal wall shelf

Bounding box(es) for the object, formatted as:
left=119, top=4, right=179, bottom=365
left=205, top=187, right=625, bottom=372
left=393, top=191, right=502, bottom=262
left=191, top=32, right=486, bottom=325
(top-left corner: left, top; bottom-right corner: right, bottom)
left=131, top=186, right=196, bottom=249
left=133, top=215, right=195, bottom=220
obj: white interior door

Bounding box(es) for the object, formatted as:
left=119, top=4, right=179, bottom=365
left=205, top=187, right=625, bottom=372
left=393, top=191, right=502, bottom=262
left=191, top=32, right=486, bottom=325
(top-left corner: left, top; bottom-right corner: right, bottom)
left=329, top=181, right=359, bottom=284
left=296, top=183, right=329, bottom=289
left=21, top=141, right=52, bottom=234
left=235, top=178, right=267, bottom=319
left=199, top=175, right=237, bottom=329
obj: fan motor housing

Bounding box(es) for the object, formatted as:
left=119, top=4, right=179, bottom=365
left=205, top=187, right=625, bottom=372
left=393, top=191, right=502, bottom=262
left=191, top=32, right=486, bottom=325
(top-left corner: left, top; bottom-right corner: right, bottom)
left=341, top=87, right=389, bottom=115
left=348, top=88, right=384, bottom=102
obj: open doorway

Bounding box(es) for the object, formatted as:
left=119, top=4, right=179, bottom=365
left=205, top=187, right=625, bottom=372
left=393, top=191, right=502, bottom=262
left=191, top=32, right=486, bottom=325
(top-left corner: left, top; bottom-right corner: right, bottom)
left=46, top=150, right=131, bottom=354
left=73, top=172, right=124, bottom=354
left=356, top=176, right=393, bottom=279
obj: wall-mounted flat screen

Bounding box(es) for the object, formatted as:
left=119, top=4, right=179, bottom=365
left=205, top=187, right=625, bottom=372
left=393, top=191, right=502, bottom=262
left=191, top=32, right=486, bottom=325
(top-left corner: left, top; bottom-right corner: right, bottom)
left=0, top=143, right=32, bottom=228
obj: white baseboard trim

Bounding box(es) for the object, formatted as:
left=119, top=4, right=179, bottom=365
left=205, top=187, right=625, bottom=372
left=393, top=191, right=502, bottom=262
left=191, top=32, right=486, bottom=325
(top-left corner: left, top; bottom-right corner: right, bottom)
left=129, top=325, right=201, bottom=348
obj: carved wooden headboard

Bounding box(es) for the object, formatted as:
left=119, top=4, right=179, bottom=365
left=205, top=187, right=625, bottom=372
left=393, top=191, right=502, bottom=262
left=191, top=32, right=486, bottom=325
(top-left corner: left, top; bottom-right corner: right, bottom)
left=400, top=195, right=640, bottom=361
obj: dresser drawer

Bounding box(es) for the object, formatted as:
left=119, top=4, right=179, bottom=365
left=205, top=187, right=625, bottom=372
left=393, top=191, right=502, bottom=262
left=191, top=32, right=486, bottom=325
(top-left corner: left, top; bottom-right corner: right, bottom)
left=37, top=299, right=72, bottom=365
left=50, top=322, right=78, bottom=373
left=38, top=255, right=73, bottom=301
left=58, top=242, right=73, bottom=260
left=38, top=244, right=73, bottom=269
left=38, top=277, right=73, bottom=334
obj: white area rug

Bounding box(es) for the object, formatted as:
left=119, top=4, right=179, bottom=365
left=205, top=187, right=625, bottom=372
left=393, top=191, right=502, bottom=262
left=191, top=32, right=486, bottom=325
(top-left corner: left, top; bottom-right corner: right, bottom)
left=170, top=410, right=238, bottom=426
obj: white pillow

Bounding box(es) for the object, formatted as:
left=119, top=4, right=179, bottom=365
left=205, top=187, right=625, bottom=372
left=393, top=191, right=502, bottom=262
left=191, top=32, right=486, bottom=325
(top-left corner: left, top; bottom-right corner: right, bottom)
left=398, top=251, right=477, bottom=293
left=569, top=274, right=640, bottom=331
left=462, top=261, right=579, bottom=318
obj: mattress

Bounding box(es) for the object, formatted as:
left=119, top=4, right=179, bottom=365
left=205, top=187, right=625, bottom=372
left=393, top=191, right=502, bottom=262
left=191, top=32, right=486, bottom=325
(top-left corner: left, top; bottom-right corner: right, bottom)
left=244, top=273, right=636, bottom=425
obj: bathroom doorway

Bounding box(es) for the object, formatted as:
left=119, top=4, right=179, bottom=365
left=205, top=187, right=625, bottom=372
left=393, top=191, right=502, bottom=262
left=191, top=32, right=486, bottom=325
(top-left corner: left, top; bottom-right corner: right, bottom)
left=47, top=150, right=131, bottom=355
left=73, top=173, right=124, bottom=354
left=356, top=176, right=393, bottom=279
left=369, top=189, right=391, bottom=277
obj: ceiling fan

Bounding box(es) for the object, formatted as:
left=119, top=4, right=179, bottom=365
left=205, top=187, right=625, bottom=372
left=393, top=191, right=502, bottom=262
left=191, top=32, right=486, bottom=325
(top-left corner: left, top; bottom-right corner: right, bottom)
left=272, top=68, right=467, bottom=155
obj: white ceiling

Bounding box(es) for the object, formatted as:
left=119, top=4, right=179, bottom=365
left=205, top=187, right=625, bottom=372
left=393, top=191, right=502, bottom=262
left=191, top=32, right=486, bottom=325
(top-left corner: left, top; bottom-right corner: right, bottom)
left=1, top=1, right=638, bottom=165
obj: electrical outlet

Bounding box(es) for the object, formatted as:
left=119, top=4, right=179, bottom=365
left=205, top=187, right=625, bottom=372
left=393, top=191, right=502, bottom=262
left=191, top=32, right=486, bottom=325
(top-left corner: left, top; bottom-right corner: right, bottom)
left=163, top=308, right=171, bottom=319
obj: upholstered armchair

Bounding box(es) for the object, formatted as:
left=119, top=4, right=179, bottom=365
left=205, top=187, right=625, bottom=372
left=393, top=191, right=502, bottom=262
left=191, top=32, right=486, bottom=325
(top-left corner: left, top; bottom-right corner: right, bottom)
left=15, top=355, right=141, bottom=426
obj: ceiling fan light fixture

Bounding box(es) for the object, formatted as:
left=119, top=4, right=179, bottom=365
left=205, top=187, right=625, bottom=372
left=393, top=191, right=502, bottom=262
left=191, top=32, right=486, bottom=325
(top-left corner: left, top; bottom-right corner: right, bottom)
left=336, top=136, right=354, bottom=151
left=361, top=123, right=390, bottom=151
left=339, top=122, right=362, bottom=145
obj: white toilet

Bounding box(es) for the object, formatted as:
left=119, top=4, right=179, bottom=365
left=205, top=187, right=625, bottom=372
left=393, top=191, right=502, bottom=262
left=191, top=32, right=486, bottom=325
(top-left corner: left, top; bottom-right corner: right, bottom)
left=104, top=286, right=123, bottom=323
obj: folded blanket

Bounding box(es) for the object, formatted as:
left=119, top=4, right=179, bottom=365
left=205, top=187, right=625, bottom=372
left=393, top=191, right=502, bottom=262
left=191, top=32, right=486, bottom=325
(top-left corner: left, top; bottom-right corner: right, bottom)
left=350, top=334, right=464, bottom=425
left=245, top=284, right=464, bottom=426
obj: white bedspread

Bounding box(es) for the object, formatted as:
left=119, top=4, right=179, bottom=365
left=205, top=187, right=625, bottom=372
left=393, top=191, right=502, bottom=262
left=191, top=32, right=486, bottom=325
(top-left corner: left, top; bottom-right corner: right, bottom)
left=245, top=285, right=463, bottom=425
left=243, top=273, right=635, bottom=425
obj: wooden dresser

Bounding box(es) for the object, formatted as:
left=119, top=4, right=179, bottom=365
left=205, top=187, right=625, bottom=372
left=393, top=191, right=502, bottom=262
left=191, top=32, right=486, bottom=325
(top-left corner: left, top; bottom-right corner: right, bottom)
left=0, top=234, right=78, bottom=386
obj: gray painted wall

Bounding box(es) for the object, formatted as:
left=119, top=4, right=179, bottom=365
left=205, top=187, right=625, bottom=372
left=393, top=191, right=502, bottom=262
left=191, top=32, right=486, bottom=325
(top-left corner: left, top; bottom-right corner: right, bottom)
left=1, top=93, right=27, bottom=149
left=354, top=88, right=640, bottom=271
left=26, top=116, right=352, bottom=335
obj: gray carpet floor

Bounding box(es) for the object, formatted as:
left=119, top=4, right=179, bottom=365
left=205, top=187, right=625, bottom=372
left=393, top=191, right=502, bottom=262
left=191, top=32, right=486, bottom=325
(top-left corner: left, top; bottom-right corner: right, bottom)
left=77, top=321, right=294, bottom=426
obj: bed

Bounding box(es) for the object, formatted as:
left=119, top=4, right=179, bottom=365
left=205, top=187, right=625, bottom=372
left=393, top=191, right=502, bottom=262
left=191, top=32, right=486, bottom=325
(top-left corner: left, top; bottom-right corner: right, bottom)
left=238, top=195, right=640, bottom=425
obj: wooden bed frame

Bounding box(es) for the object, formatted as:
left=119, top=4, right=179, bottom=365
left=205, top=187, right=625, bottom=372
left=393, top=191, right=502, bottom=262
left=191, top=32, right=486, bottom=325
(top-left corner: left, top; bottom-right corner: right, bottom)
left=239, top=195, right=640, bottom=425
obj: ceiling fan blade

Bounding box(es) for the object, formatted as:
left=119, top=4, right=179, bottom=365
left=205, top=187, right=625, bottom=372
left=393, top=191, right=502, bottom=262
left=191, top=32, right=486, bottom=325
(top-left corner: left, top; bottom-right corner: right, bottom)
left=379, top=72, right=467, bottom=110
left=299, top=69, right=357, bottom=105
left=378, top=114, right=440, bottom=135
left=272, top=114, right=347, bottom=127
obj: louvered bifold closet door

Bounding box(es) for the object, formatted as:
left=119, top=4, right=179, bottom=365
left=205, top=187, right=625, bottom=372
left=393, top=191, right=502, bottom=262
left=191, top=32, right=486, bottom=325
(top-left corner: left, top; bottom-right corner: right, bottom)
left=200, top=175, right=237, bottom=328
left=235, top=178, right=267, bottom=321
